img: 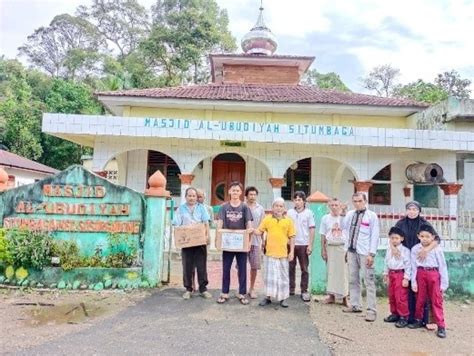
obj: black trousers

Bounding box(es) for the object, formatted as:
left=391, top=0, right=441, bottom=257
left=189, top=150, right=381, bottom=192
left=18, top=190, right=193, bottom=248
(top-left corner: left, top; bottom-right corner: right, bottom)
left=182, top=245, right=208, bottom=293
left=222, top=251, right=247, bottom=295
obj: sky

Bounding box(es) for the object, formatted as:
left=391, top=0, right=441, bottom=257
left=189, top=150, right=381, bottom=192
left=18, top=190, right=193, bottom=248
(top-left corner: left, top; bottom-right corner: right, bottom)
left=0, top=0, right=473, bottom=93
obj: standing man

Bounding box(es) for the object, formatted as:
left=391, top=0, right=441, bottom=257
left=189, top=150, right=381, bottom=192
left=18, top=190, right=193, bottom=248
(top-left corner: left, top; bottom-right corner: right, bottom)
left=245, top=186, right=266, bottom=299
left=287, top=191, right=315, bottom=302
left=216, top=181, right=253, bottom=305
left=343, top=192, right=380, bottom=322
left=197, top=189, right=214, bottom=227
left=320, top=198, right=348, bottom=306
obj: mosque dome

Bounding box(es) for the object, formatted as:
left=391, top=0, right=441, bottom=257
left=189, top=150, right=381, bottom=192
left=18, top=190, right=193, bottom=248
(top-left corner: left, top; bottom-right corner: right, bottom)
left=241, top=4, right=278, bottom=56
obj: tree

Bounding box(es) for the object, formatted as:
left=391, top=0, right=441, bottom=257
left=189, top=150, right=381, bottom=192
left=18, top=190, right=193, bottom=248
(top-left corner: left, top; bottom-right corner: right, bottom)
left=18, top=14, right=104, bottom=79
left=393, top=79, right=448, bottom=104
left=40, top=79, right=102, bottom=170
left=361, top=64, right=401, bottom=97
left=141, top=0, right=236, bottom=85
left=0, top=61, right=44, bottom=159
left=77, top=0, right=150, bottom=60
left=301, top=69, right=350, bottom=91
left=435, top=70, right=471, bottom=99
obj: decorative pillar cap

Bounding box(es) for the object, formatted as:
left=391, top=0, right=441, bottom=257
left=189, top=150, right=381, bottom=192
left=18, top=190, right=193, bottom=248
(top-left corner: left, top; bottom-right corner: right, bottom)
left=178, top=174, right=195, bottom=185
left=307, top=191, right=329, bottom=203
left=439, top=183, right=463, bottom=196
left=269, top=178, right=285, bottom=188
left=0, top=167, right=9, bottom=192
left=353, top=180, right=373, bottom=192
left=145, top=170, right=170, bottom=197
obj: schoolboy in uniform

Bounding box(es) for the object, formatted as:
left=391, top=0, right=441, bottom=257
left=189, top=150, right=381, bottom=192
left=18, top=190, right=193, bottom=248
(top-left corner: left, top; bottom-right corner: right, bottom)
left=408, top=224, right=449, bottom=338
left=383, top=227, right=411, bottom=328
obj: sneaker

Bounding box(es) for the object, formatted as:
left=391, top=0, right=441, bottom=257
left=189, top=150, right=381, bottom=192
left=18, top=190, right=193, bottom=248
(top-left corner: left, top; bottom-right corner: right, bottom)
left=200, top=291, right=212, bottom=299
left=259, top=297, right=271, bottom=307
left=301, top=292, right=311, bottom=302
left=408, top=320, right=424, bottom=329
left=342, top=306, right=363, bottom=313
left=280, top=299, right=289, bottom=308
left=436, top=327, right=447, bottom=338
left=182, top=291, right=192, bottom=300
left=395, top=317, right=409, bottom=328
left=365, top=311, right=377, bottom=322
left=384, top=314, right=400, bottom=323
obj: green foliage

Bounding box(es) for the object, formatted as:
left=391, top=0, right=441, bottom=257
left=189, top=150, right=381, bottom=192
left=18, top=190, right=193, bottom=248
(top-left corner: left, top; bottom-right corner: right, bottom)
left=435, top=70, right=471, bottom=99
left=51, top=240, right=82, bottom=271
left=0, top=229, right=13, bottom=265
left=6, top=229, right=53, bottom=269
left=393, top=79, right=449, bottom=104
left=302, top=69, right=350, bottom=91
left=105, top=233, right=138, bottom=268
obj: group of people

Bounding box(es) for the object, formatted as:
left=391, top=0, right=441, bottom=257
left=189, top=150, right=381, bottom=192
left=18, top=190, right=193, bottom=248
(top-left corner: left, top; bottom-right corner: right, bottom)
left=173, top=182, right=449, bottom=338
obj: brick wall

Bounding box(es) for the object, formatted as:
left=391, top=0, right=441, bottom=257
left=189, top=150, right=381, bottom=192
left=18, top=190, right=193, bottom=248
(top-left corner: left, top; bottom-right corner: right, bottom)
left=222, top=64, right=300, bottom=85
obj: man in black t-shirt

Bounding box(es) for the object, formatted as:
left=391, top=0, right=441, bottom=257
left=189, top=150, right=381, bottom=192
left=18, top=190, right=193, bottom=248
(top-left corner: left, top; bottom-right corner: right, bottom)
left=216, top=181, right=253, bottom=305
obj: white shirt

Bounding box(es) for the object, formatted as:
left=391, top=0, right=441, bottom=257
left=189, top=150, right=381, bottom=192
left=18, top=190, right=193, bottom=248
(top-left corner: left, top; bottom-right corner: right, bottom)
left=411, top=243, right=449, bottom=291
left=343, top=209, right=380, bottom=255
left=287, top=208, right=316, bottom=246
left=249, top=203, right=265, bottom=246
left=319, top=214, right=346, bottom=245
left=383, top=244, right=411, bottom=280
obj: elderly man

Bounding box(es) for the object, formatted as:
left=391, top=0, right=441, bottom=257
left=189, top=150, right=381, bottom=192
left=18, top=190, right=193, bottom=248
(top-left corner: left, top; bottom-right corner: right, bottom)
left=343, top=192, right=380, bottom=322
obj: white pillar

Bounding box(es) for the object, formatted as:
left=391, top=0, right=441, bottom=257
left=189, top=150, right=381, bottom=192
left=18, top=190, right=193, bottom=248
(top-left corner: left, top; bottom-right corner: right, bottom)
left=439, top=183, right=463, bottom=241
left=179, top=174, right=195, bottom=204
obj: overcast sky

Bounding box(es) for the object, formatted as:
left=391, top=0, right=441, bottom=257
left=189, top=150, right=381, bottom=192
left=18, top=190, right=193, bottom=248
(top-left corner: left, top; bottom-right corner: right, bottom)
left=1, top=0, right=473, bottom=93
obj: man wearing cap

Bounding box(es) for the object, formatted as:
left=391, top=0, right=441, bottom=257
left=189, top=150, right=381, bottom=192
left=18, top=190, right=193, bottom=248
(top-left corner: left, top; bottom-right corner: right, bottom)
left=342, top=192, right=380, bottom=322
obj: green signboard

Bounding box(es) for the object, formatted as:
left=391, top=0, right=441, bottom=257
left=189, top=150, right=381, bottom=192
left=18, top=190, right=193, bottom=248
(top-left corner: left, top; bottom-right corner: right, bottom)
left=0, top=165, right=145, bottom=256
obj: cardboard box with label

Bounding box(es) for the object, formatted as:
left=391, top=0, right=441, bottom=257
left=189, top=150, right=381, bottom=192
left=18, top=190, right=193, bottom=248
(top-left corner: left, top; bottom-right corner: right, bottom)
left=174, top=223, right=207, bottom=248
left=215, top=229, right=250, bottom=252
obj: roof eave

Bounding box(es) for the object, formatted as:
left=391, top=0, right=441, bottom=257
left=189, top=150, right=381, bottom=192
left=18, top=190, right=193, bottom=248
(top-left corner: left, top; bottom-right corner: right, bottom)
left=97, top=95, right=424, bottom=117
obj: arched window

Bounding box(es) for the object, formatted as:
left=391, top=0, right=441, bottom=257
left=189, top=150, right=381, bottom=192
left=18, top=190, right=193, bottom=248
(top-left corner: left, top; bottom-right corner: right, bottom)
left=147, top=151, right=181, bottom=196
left=369, top=165, right=391, bottom=205
left=282, top=158, right=311, bottom=200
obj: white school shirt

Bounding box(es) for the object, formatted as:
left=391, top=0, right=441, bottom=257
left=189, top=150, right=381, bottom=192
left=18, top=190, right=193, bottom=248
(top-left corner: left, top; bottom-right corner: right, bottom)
left=319, top=214, right=346, bottom=245
left=287, top=208, right=316, bottom=246
left=411, top=243, right=449, bottom=291
left=343, top=209, right=380, bottom=255
left=383, top=244, right=411, bottom=280
left=249, top=203, right=265, bottom=246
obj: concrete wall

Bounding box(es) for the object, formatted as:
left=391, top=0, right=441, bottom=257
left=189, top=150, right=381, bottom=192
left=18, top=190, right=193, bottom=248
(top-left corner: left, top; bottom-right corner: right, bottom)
left=2, top=167, right=52, bottom=187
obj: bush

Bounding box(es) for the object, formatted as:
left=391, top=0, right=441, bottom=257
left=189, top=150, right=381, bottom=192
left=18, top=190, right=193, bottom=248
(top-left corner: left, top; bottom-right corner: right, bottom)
left=51, top=240, right=82, bottom=271
left=6, top=229, right=53, bottom=269
left=105, top=233, right=137, bottom=268
left=0, top=229, right=13, bottom=265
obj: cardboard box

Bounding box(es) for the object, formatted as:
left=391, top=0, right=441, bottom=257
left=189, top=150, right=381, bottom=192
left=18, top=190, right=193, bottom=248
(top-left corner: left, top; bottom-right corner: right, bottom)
left=215, top=229, right=251, bottom=252
left=174, top=223, right=207, bottom=248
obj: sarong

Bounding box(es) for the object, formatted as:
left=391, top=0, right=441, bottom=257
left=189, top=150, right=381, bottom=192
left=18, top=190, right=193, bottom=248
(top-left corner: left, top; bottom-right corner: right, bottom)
left=326, top=243, right=349, bottom=297
left=263, top=255, right=290, bottom=301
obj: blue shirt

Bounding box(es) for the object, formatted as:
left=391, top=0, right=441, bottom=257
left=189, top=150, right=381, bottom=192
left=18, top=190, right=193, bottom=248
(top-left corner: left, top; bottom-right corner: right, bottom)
left=173, top=203, right=210, bottom=226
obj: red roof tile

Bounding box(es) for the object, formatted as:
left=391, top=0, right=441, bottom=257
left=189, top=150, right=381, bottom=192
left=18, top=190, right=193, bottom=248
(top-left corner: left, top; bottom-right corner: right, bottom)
left=97, top=84, right=428, bottom=108
left=0, top=150, right=59, bottom=175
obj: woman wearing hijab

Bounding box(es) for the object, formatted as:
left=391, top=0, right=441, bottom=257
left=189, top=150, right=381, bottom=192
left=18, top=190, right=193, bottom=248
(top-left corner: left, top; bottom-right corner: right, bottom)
left=394, top=201, right=440, bottom=326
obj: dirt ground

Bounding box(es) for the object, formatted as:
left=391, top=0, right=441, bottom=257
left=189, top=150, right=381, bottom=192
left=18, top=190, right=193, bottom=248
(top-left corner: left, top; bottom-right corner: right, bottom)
left=0, top=287, right=150, bottom=354
left=310, top=296, right=474, bottom=355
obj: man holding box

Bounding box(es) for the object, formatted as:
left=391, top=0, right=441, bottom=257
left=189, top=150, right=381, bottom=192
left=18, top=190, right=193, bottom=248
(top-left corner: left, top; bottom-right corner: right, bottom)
left=216, top=181, right=253, bottom=305
left=173, top=187, right=211, bottom=300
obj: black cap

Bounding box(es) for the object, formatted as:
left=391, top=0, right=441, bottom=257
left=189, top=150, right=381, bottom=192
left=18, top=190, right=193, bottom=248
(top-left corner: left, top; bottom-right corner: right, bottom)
left=389, top=226, right=406, bottom=238
left=418, top=224, right=436, bottom=235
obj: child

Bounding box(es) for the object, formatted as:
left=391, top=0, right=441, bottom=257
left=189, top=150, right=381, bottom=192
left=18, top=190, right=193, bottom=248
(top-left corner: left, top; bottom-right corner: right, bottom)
left=383, top=227, right=411, bottom=328
left=408, top=224, right=449, bottom=338
left=254, top=198, right=296, bottom=308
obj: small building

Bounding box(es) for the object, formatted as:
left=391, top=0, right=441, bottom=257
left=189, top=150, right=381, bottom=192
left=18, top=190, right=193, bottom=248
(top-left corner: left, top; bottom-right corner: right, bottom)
left=0, top=149, right=58, bottom=187
left=42, top=6, right=473, bottom=245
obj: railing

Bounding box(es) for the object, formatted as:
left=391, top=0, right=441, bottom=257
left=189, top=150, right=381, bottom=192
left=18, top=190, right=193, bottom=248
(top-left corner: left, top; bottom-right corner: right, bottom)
left=373, top=207, right=474, bottom=251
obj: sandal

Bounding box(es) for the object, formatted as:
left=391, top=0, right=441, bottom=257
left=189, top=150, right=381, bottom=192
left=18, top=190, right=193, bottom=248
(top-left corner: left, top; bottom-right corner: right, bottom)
left=322, top=296, right=336, bottom=304
left=237, top=294, right=249, bottom=305
left=216, top=295, right=229, bottom=304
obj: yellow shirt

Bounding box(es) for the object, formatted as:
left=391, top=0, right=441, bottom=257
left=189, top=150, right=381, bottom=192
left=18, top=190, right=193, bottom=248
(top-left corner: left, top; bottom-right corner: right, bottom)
left=258, top=215, right=296, bottom=258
